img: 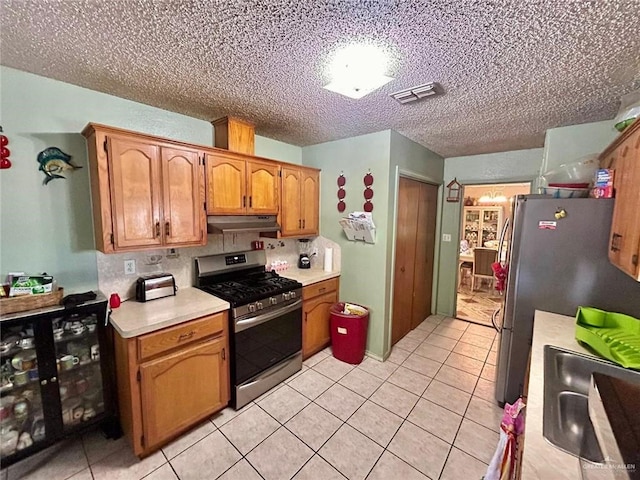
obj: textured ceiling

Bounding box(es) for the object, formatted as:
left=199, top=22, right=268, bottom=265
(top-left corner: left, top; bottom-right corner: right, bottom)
left=1, top=0, right=639, bottom=157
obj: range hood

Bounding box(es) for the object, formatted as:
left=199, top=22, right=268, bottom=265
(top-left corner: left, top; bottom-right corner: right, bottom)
left=207, top=215, right=280, bottom=234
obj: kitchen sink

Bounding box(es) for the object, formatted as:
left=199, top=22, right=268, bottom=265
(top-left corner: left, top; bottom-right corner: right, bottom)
left=543, top=345, right=640, bottom=462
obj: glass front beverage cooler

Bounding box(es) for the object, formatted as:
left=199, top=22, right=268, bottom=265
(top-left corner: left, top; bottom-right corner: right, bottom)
left=0, top=292, right=118, bottom=467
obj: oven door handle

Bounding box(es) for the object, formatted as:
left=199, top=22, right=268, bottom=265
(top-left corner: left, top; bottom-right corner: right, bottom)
left=235, top=299, right=302, bottom=333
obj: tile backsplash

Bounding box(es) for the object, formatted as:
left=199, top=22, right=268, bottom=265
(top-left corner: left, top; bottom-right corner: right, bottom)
left=97, top=233, right=340, bottom=300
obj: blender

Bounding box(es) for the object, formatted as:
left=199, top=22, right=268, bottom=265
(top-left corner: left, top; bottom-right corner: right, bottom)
left=298, top=239, right=311, bottom=269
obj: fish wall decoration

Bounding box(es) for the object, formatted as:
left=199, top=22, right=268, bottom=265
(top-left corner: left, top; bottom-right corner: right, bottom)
left=37, top=147, right=82, bottom=185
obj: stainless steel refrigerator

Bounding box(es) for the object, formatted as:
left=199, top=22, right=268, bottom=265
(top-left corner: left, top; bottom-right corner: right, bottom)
left=494, top=195, right=640, bottom=406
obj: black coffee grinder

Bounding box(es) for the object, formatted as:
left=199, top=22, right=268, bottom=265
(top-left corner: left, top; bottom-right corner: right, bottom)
left=298, top=239, right=311, bottom=269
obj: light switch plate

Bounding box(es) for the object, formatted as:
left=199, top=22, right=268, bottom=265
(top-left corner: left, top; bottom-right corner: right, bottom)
left=442, top=234, right=452, bottom=242
left=124, top=259, right=136, bottom=275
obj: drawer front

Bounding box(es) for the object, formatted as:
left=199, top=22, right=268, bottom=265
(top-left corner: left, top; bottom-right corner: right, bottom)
left=138, top=312, right=226, bottom=361
left=303, top=277, right=339, bottom=300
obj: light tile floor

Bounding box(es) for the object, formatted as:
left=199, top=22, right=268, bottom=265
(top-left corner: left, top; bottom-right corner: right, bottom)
left=2, top=315, right=503, bottom=480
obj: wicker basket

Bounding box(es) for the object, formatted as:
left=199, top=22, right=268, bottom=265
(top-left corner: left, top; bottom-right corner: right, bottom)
left=0, top=288, right=64, bottom=316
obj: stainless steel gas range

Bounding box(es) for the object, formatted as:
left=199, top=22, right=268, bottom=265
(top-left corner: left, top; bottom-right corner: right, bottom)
left=195, top=250, right=302, bottom=409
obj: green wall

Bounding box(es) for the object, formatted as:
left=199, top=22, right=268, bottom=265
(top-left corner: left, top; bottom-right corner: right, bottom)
left=541, top=120, right=618, bottom=174
left=303, top=130, right=444, bottom=359
left=302, top=131, right=392, bottom=358
left=436, top=149, right=543, bottom=316
left=0, top=67, right=301, bottom=293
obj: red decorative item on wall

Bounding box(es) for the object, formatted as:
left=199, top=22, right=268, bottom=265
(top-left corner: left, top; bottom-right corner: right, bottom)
left=337, top=173, right=346, bottom=212
left=363, top=171, right=374, bottom=212
left=0, top=126, right=11, bottom=170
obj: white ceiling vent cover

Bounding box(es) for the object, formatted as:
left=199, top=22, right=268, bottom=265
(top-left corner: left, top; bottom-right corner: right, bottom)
left=390, top=83, right=438, bottom=104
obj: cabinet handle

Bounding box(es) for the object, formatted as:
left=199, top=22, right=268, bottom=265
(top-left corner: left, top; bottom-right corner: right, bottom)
left=400, top=266, right=405, bottom=273
left=319, top=287, right=326, bottom=293
left=40, top=379, right=48, bottom=386
left=165, top=222, right=170, bottom=237
left=299, top=219, right=302, bottom=229
left=155, top=221, right=160, bottom=238
left=50, top=377, right=57, bottom=383
left=303, top=219, right=305, bottom=229
left=633, top=254, right=638, bottom=266
left=611, top=233, right=622, bottom=252
left=178, top=331, right=195, bottom=341
left=222, top=348, right=226, bottom=360
left=243, top=196, right=246, bottom=208
left=249, top=196, right=252, bottom=208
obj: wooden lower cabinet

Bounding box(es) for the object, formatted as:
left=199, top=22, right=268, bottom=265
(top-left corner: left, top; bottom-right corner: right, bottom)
left=114, top=312, right=229, bottom=457
left=302, top=278, right=339, bottom=359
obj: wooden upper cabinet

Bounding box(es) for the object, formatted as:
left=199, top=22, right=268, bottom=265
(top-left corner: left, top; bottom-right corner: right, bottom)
left=82, top=123, right=206, bottom=253
left=301, top=168, right=320, bottom=235
left=205, top=153, right=246, bottom=215
left=212, top=116, right=255, bottom=155
left=162, top=147, right=205, bottom=246
left=205, top=152, right=279, bottom=215
left=247, top=159, right=280, bottom=214
left=281, top=167, right=303, bottom=236
left=108, top=136, right=163, bottom=249
left=600, top=119, right=640, bottom=281
left=280, top=166, right=320, bottom=237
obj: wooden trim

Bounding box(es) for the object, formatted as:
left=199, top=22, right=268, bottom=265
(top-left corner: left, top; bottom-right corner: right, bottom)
left=82, top=122, right=304, bottom=169
left=599, top=119, right=640, bottom=164
left=86, top=129, right=115, bottom=253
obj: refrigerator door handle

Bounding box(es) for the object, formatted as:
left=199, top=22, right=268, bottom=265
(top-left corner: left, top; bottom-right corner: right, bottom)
left=497, top=217, right=510, bottom=265
left=491, top=307, right=501, bottom=333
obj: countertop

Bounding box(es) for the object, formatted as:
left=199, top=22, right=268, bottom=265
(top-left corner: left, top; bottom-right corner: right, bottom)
left=521, top=310, right=594, bottom=479
left=109, top=287, right=230, bottom=338
left=279, top=268, right=340, bottom=286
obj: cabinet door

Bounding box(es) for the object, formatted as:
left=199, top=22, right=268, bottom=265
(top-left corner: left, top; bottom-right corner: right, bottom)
left=281, top=167, right=302, bottom=236
left=247, top=159, right=279, bottom=215
left=303, top=291, right=337, bottom=358
left=205, top=153, right=246, bottom=215
left=161, top=147, right=205, bottom=246
left=139, top=337, right=228, bottom=450
left=300, top=168, right=320, bottom=236
left=108, top=136, right=163, bottom=249
left=609, top=136, right=640, bottom=279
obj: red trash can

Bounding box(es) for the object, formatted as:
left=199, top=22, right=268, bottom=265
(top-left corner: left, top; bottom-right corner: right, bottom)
left=330, top=302, right=369, bottom=365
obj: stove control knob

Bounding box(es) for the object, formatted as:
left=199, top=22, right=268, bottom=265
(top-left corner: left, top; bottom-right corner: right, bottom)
left=283, top=292, right=291, bottom=301
left=290, top=291, right=296, bottom=298
left=248, top=304, right=256, bottom=313
left=270, top=297, right=277, bottom=306
left=257, top=302, right=264, bottom=310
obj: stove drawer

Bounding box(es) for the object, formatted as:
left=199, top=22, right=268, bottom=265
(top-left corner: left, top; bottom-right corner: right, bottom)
left=303, top=277, right=339, bottom=300
left=138, top=312, right=226, bottom=361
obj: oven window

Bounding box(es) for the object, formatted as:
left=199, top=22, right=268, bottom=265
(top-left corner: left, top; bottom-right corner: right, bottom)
left=233, top=307, right=302, bottom=384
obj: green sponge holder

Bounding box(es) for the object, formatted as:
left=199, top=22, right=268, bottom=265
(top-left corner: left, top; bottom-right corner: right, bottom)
left=575, top=306, right=640, bottom=369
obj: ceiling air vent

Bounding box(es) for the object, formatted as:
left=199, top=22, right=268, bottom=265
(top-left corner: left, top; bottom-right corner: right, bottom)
left=390, top=82, right=438, bottom=104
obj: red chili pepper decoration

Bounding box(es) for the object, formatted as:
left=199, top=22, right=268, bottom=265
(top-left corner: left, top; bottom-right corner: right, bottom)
left=337, top=173, right=346, bottom=212
left=363, top=171, right=374, bottom=212
left=0, top=127, right=11, bottom=170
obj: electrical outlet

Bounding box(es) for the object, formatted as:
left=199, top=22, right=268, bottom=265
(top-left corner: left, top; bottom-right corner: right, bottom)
left=124, top=259, right=136, bottom=275
left=442, top=233, right=452, bottom=242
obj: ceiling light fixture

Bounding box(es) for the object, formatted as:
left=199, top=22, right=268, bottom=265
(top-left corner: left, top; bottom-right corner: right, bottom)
left=390, top=82, right=438, bottom=104
left=323, top=44, right=393, bottom=99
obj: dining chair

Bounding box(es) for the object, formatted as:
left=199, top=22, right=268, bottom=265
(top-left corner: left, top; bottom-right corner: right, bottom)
left=472, top=247, right=498, bottom=291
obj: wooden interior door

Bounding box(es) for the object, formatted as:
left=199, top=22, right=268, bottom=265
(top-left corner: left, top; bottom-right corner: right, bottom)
left=108, top=136, right=162, bottom=249
left=162, top=147, right=204, bottom=246
left=139, top=337, right=228, bottom=450
left=300, top=168, right=319, bottom=235
left=392, top=177, right=419, bottom=345
left=205, top=153, right=246, bottom=215
left=247, top=159, right=279, bottom=214
left=411, top=182, right=438, bottom=329
left=281, top=167, right=302, bottom=236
